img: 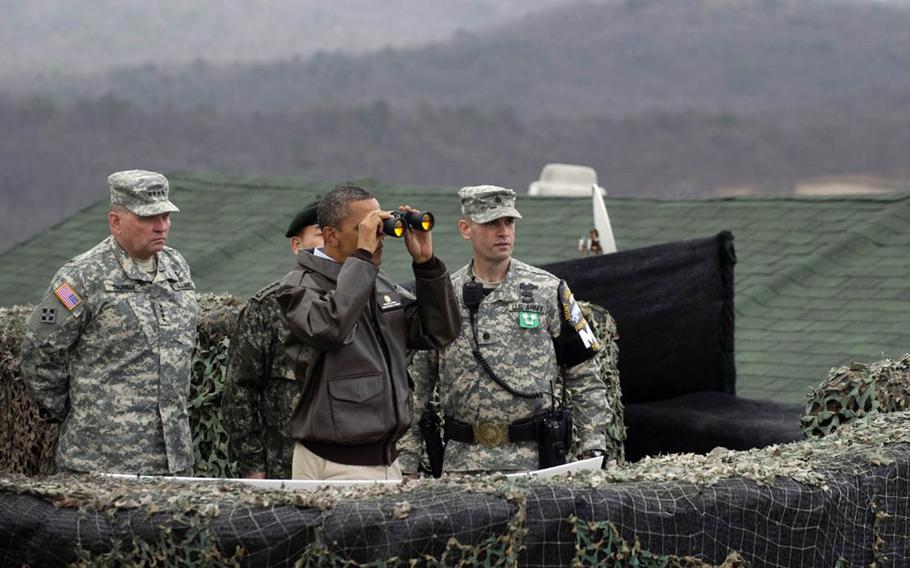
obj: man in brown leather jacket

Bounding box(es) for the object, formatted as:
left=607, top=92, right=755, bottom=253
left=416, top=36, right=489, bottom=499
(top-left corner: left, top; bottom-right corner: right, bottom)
left=277, top=185, right=460, bottom=480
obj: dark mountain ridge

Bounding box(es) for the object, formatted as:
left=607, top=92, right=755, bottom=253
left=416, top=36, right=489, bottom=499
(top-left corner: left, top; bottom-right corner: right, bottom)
left=31, top=0, right=910, bottom=116
left=4, top=0, right=910, bottom=253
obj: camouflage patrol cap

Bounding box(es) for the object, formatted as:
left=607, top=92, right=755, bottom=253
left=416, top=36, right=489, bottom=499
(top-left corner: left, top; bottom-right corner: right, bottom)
left=108, top=170, right=179, bottom=217
left=458, top=185, right=523, bottom=224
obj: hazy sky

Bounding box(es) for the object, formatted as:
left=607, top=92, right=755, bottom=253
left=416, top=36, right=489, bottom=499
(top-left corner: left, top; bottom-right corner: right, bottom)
left=0, top=0, right=572, bottom=80
left=4, top=0, right=904, bottom=82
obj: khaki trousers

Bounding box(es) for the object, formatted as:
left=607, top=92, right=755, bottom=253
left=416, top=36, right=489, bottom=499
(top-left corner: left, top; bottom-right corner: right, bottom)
left=292, top=442, right=402, bottom=481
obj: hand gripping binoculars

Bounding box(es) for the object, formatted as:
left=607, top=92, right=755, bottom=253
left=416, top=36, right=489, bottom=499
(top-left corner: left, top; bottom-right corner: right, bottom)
left=383, top=210, right=435, bottom=238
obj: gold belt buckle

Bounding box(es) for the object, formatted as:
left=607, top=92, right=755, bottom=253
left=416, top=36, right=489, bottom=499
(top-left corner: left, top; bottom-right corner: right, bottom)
left=473, top=422, right=508, bottom=447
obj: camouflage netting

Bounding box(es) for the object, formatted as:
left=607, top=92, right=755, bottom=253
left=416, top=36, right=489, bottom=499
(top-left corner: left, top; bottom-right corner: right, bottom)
left=0, top=294, right=244, bottom=477
left=190, top=294, right=245, bottom=478
left=581, top=301, right=626, bottom=464
left=4, top=297, right=910, bottom=566
left=2, top=412, right=909, bottom=566
left=0, top=305, right=58, bottom=475
left=1, top=295, right=626, bottom=477
left=802, top=354, right=910, bottom=439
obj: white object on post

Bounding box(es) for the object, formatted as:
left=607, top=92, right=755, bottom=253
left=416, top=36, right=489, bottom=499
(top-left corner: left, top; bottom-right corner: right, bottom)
left=528, top=163, right=605, bottom=197
left=592, top=183, right=617, bottom=254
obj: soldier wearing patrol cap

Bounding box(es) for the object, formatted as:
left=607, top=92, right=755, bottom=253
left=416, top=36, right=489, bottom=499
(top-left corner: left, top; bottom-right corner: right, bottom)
left=401, top=185, right=614, bottom=474
left=21, top=169, right=199, bottom=475
left=221, top=199, right=323, bottom=479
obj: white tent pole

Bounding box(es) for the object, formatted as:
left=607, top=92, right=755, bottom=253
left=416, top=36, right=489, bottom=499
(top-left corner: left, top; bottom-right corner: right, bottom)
left=592, top=183, right=617, bottom=253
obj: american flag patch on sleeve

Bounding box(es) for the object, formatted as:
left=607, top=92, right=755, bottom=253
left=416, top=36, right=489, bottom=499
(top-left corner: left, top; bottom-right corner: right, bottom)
left=54, top=282, right=82, bottom=311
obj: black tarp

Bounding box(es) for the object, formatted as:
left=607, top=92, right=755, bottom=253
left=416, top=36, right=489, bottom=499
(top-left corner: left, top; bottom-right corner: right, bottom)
left=542, top=231, right=737, bottom=404
left=543, top=232, right=803, bottom=459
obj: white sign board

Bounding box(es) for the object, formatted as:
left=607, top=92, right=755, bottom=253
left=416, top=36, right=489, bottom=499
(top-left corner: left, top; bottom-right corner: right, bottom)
left=105, top=457, right=604, bottom=491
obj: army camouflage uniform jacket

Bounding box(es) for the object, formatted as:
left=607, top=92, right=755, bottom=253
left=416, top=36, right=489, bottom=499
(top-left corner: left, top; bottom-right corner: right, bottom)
left=21, top=236, right=198, bottom=474
left=221, top=281, right=299, bottom=478
left=277, top=249, right=460, bottom=467
left=402, top=258, right=610, bottom=473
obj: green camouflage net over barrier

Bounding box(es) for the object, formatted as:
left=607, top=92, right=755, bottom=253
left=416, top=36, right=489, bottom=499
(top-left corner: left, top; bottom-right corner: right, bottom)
left=0, top=472, right=755, bottom=567
left=0, top=306, right=58, bottom=475
left=580, top=301, right=626, bottom=464
left=2, top=412, right=909, bottom=566
left=801, top=353, right=910, bottom=438
left=2, top=296, right=626, bottom=477
left=190, top=294, right=244, bottom=478
left=0, top=294, right=243, bottom=477
left=4, top=296, right=909, bottom=565
left=571, top=519, right=749, bottom=568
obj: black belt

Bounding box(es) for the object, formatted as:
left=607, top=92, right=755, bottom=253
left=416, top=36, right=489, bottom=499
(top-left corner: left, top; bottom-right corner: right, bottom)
left=444, top=416, right=538, bottom=448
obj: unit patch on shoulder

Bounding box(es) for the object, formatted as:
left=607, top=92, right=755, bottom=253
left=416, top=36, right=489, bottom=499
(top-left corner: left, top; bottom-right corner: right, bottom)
left=560, top=285, right=585, bottom=329
left=54, top=282, right=82, bottom=311
left=40, top=307, right=56, bottom=324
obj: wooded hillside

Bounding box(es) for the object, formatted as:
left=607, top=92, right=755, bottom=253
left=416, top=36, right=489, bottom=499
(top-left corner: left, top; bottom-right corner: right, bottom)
left=32, top=0, right=910, bottom=115
left=3, top=0, right=910, bottom=252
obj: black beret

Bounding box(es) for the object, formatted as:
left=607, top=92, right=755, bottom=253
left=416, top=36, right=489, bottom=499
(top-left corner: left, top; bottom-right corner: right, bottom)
left=285, top=200, right=321, bottom=238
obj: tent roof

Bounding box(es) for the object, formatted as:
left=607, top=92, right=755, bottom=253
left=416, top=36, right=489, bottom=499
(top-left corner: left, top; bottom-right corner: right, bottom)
left=3, top=171, right=909, bottom=404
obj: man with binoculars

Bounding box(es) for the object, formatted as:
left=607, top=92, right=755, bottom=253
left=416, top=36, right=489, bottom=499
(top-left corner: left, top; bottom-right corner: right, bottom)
left=276, top=184, right=460, bottom=480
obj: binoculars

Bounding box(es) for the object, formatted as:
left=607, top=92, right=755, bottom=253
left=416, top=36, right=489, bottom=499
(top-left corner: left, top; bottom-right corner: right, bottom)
left=382, top=210, right=435, bottom=238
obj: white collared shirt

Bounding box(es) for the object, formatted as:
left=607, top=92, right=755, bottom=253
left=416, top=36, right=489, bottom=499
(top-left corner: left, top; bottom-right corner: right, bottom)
left=314, top=247, right=337, bottom=262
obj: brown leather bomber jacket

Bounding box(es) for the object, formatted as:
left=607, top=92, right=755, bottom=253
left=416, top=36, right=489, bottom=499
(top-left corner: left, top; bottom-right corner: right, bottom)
left=277, top=249, right=460, bottom=467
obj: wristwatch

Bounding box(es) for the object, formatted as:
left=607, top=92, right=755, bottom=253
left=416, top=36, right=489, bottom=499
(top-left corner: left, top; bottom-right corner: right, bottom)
left=580, top=449, right=605, bottom=459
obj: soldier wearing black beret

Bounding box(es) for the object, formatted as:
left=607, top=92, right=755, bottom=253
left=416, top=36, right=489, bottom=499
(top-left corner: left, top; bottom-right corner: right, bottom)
left=285, top=201, right=320, bottom=240
left=222, top=199, right=323, bottom=479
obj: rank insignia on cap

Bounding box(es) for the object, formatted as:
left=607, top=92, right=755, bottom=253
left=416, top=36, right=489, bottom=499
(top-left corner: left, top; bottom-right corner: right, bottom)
left=54, top=282, right=82, bottom=311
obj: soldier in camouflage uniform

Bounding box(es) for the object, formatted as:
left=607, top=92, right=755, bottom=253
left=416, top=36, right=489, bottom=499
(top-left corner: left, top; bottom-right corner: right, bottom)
left=221, top=201, right=323, bottom=479
left=401, top=185, right=613, bottom=473
left=21, top=170, right=198, bottom=475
